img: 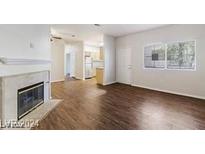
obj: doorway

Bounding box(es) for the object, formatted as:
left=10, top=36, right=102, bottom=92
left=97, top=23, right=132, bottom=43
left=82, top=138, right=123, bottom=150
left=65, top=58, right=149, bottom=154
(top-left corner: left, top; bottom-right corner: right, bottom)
left=65, top=51, right=75, bottom=79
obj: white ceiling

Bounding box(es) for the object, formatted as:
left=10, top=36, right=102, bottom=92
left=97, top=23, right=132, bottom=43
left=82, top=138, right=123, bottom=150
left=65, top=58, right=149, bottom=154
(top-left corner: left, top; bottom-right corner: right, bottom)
left=51, top=24, right=168, bottom=46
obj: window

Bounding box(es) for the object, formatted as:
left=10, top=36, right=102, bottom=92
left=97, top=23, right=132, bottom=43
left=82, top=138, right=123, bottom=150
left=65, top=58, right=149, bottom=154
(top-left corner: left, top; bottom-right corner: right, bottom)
left=144, top=44, right=165, bottom=68
left=144, top=40, right=196, bottom=70
left=167, top=41, right=196, bottom=69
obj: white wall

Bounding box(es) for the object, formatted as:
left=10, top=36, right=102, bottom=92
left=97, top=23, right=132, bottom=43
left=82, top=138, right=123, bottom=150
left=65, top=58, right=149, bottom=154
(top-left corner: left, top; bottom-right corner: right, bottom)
left=70, top=52, right=75, bottom=77
left=103, top=35, right=116, bottom=85
left=64, top=45, right=70, bottom=76
left=0, top=24, right=51, bottom=76
left=51, top=39, right=65, bottom=82
left=116, top=25, right=205, bottom=99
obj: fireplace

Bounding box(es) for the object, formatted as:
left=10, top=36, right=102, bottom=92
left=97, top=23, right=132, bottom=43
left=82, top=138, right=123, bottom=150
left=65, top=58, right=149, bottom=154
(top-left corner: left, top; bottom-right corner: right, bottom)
left=17, top=82, right=44, bottom=120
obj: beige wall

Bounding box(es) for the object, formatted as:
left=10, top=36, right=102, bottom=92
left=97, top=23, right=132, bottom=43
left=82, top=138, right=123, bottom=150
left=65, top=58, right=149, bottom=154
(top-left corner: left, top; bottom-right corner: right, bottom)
left=116, top=25, right=205, bottom=99
left=51, top=39, right=65, bottom=82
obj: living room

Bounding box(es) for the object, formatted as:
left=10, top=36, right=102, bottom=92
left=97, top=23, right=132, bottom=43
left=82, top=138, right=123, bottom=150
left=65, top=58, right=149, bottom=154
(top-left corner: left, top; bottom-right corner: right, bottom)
left=0, top=0, right=205, bottom=152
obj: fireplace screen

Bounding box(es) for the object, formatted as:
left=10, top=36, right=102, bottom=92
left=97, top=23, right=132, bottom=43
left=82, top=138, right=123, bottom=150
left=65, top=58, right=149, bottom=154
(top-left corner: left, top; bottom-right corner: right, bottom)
left=18, top=82, right=44, bottom=120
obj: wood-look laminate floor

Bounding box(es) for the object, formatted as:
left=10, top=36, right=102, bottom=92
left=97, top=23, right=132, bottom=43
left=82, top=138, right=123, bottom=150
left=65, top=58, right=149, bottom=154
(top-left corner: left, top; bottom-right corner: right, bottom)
left=35, top=78, right=205, bottom=130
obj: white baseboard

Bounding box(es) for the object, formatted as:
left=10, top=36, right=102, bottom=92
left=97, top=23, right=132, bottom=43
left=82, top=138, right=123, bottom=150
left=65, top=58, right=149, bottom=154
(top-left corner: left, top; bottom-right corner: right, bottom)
left=103, top=81, right=117, bottom=86
left=51, top=79, right=65, bottom=83
left=131, top=84, right=205, bottom=100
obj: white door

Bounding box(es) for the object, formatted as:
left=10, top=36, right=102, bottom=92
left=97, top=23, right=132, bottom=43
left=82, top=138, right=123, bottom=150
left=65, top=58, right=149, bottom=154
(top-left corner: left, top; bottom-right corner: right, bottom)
left=116, top=48, right=132, bottom=84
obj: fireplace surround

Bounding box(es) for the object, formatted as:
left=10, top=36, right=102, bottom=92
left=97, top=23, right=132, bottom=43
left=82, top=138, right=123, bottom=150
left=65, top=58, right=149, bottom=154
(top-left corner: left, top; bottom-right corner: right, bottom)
left=0, top=71, right=51, bottom=127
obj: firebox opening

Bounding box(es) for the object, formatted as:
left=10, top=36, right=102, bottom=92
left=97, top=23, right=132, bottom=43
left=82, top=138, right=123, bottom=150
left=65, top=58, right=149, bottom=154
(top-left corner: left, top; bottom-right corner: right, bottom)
left=17, top=82, right=44, bottom=120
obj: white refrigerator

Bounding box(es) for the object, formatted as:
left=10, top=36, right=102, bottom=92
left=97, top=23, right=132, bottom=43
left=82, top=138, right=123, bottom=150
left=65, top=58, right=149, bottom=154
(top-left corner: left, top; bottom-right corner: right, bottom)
left=85, top=56, right=93, bottom=79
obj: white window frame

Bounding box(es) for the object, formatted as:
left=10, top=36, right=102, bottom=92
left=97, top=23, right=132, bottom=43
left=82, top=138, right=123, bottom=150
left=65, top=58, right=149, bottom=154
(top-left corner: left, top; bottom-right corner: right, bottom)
left=143, top=40, right=196, bottom=71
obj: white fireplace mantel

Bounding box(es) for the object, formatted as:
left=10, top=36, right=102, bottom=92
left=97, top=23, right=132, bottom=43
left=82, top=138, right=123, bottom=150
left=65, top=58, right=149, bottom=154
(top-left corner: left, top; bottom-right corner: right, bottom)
left=0, top=57, right=51, bottom=65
